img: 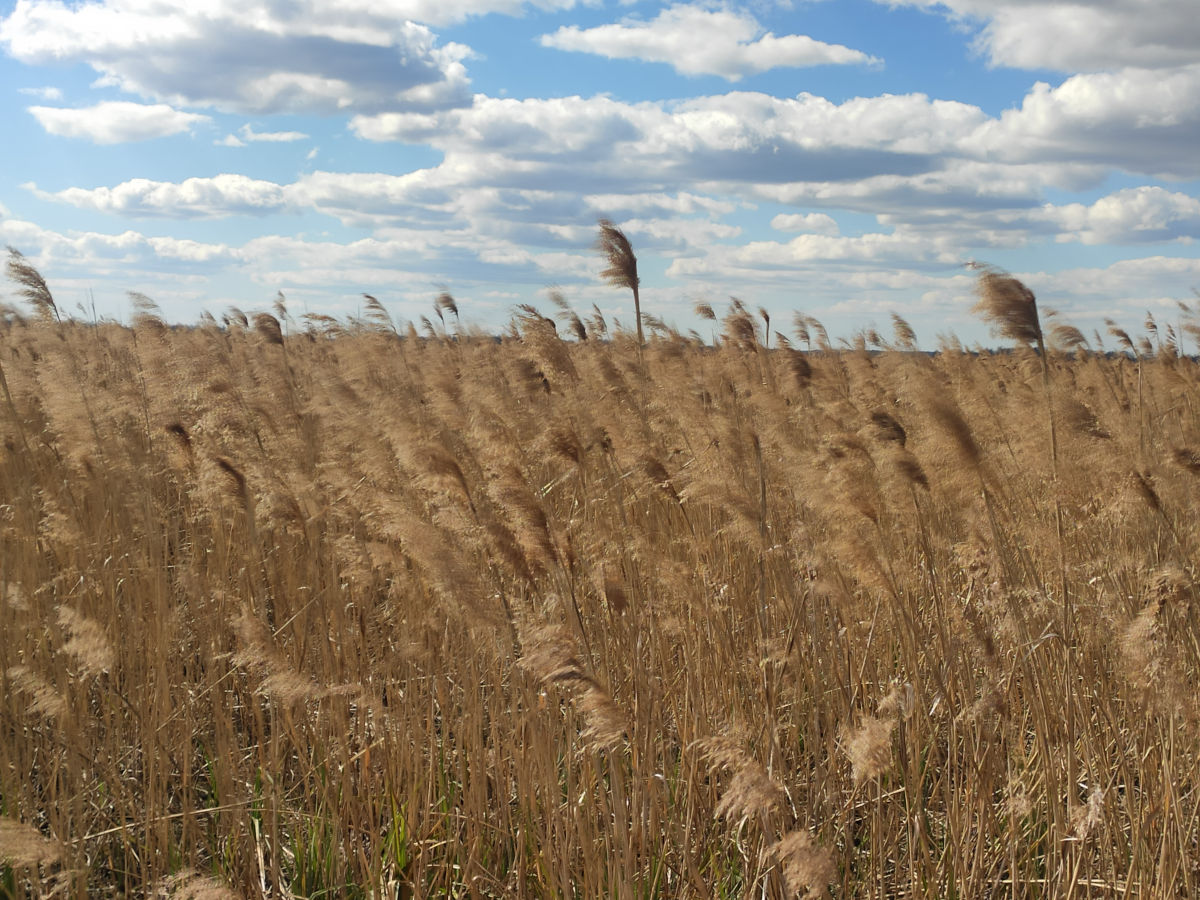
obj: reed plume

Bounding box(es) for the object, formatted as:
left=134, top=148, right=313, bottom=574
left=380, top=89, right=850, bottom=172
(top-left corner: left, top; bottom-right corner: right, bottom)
left=5, top=246, right=58, bottom=321
left=596, top=219, right=642, bottom=345
left=972, top=265, right=1042, bottom=348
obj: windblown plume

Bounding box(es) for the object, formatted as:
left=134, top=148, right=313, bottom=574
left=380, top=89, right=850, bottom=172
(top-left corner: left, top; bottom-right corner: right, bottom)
left=362, top=294, right=395, bottom=332
left=1049, top=322, right=1089, bottom=353
left=972, top=266, right=1041, bottom=346
left=891, top=312, right=917, bottom=350
left=1105, top=318, right=1135, bottom=354
left=566, top=311, right=587, bottom=341
left=699, top=735, right=785, bottom=823
left=596, top=219, right=642, bottom=344
left=723, top=304, right=759, bottom=350
left=595, top=220, right=638, bottom=293
left=436, top=291, right=459, bottom=320
left=587, top=303, right=609, bottom=338
left=253, top=312, right=284, bottom=345
left=129, top=291, right=166, bottom=333
left=758, top=307, right=771, bottom=348
left=5, top=246, right=58, bottom=321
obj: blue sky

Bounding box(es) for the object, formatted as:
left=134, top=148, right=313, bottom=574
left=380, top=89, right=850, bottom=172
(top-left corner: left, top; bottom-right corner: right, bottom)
left=2, top=0, right=1199, bottom=345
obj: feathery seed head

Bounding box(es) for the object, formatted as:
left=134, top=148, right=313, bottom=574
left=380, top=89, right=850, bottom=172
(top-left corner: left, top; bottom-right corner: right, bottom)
left=595, top=220, right=639, bottom=292
left=972, top=267, right=1042, bottom=346
left=765, top=830, right=835, bottom=899
left=5, top=246, right=57, bottom=321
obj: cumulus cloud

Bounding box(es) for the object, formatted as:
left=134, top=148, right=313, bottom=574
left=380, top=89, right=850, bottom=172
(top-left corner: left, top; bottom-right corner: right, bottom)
left=27, top=101, right=210, bottom=143
left=352, top=91, right=986, bottom=188
left=541, top=4, right=879, bottom=80
left=0, top=216, right=235, bottom=272
left=670, top=228, right=962, bottom=278
left=621, top=216, right=741, bottom=250
left=1040, top=187, right=1200, bottom=245
left=1033, top=256, right=1200, bottom=318
left=27, top=174, right=290, bottom=218
left=0, top=0, right=473, bottom=115
left=238, top=124, right=309, bottom=143
left=756, top=160, right=1108, bottom=223
left=963, top=65, right=1200, bottom=179
left=14, top=63, right=1200, bottom=324
left=354, top=94, right=652, bottom=158
left=27, top=170, right=491, bottom=227
left=771, top=213, right=839, bottom=235
left=583, top=191, right=738, bottom=220
left=41, top=80, right=1197, bottom=256
left=348, top=71, right=1200, bottom=197
left=287, top=170, right=457, bottom=226
left=879, top=0, right=1200, bottom=72
left=216, top=123, right=310, bottom=147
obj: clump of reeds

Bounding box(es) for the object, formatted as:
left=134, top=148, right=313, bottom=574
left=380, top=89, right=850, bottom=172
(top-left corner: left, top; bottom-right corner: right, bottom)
left=2, top=257, right=1200, bottom=896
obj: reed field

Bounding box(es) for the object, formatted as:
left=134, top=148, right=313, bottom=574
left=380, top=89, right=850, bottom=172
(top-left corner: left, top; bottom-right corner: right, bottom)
left=5, top=263, right=1200, bottom=897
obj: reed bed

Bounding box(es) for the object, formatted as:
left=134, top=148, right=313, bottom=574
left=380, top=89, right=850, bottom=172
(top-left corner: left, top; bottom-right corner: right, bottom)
left=2, top=291, right=1200, bottom=898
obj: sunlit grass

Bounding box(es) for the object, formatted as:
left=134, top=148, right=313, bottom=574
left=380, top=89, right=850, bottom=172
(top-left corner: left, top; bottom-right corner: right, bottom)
left=3, top=282, right=1200, bottom=897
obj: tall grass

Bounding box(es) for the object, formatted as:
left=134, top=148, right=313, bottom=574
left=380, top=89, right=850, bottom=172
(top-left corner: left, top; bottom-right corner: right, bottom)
left=2, top=288, right=1200, bottom=897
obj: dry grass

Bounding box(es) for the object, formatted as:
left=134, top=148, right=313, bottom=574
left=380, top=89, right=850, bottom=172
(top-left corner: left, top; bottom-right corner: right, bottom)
left=2, top=289, right=1200, bottom=898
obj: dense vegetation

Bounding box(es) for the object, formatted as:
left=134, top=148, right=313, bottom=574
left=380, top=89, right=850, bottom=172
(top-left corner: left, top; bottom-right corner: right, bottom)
left=3, top=279, right=1200, bottom=897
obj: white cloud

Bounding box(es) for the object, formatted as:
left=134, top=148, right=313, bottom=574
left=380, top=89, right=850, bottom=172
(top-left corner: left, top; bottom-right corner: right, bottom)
left=0, top=0, right=474, bottom=115
left=16, top=72, right=1200, bottom=319
left=879, top=0, right=1200, bottom=72
left=27, top=170, right=463, bottom=225
left=669, top=227, right=962, bottom=278
left=583, top=192, right=738, bottom=219
left=770, top=212, right=839, bottom=235
left=541, top=4, right=879, bottom=80
left=42, top=82, right=1195, bottom=259
left=1032, top=256, right=1200, bottom=318
left=287, top=170, right=458, bottom=226
left=27, top=174, right=290, bottom=218
left=238, top=124, right=309, bottom=143
left=0, top=216, right=235, bottom=271
left=1040, top=187, right=1200, bottom=245
left=213, top=124, right=310, bottom=148
left=147, top=236, right=234, bottom=262
left=27, top=101, right=210, bottom=143
left=352, top=91, right=986, bottom=188
left=963, top=65, right=1200, bottom=179
left=622, top=216, right=741, bottom=250
left=755, top=160, right=1106, bottom=224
